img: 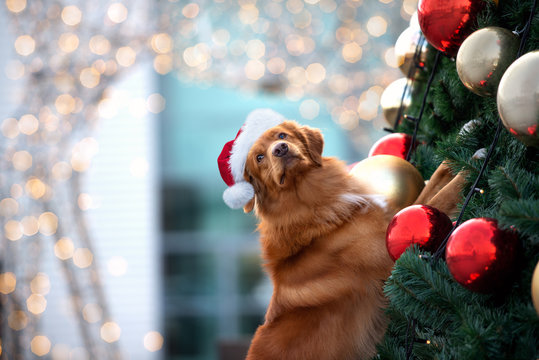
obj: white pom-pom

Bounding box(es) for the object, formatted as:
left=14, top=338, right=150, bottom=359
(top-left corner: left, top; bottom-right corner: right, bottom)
left=223, top=182, right=255, bottom=209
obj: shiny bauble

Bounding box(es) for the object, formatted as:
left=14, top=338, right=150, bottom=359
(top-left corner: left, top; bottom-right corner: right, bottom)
left=456, top=27, right=519, bottom=97
left=380, top=78, right=412, bottom=127
left=368, top=133, right=417, bottom=160
left=418, top=0, right=487, bottom=57
left=395, top=27, right=429, bottom=78
left=386, top=204, right=453, bottom=261
left=446, top=218, right=519, bottom=293
left=532, top=260, right=539, bottom=316
left=349, top=155, right=424, bottom=215
left=497, top=50, right=539, bottom=147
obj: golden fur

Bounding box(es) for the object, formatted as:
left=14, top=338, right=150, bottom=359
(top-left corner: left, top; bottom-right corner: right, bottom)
left=241, top=121, right=464, bottom=359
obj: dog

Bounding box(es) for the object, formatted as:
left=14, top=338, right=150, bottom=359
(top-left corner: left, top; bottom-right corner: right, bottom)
left=235, top=120, right=463, bottom=359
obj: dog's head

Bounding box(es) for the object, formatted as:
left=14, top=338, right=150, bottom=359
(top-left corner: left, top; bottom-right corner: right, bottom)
left=243, top=121, right=324, bottom=213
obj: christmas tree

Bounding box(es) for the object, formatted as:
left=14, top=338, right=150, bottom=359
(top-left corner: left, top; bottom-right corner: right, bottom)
left=376, top=0, right=539, bottom=359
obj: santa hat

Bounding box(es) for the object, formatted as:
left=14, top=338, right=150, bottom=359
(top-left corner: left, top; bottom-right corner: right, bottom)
left=218, top=109, right=285, bottom=209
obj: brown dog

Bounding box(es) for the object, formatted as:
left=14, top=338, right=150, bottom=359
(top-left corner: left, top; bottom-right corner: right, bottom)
left=238, top=120, right=463, bottom=359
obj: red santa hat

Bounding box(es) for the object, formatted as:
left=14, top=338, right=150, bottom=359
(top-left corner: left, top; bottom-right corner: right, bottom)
left=218, top=109, right=285, bottom=209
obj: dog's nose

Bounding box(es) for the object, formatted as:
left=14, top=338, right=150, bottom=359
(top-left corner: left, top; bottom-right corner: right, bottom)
left=272, top=142, right=288, bottom=157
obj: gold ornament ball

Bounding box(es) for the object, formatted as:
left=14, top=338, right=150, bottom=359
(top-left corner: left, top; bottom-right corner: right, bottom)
left=380, top=78, right=412, bottom=127
left=532, top=260, right=539, bottom=316
left=456, top=27, right=519, bottom=97
left=395, top=26, right=428, bottom=78
left=350, top=155, right=424, bottom=214
left=497, top=50, right=539, bottom=147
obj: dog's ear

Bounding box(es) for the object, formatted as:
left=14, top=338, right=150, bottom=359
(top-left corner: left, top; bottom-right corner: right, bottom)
left=242, top=170, right=259, bottom=213
left=300, top=125, right=324, bottom=166
left=243, top=197, right=255, bottom=213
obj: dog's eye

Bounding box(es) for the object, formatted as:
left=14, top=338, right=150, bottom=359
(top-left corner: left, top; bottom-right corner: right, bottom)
left=278, top=133, right=287, bottom=139
left=256, top=154, right=264, bottom=163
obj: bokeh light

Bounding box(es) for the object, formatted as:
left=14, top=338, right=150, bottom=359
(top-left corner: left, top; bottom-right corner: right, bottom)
left=342, top=42, right=362, bottom=63
left=21, top=216, right=39, bottom=236
left=89, top=35, right=111, bottom=55
left=12, top=151, right=32, bottom=171
left=54, top=237, right=75, bottom=260
left=61, top=6, right=82, bottom=26
left=107, top=3, right=128, bottom=24
left=5, top=220, right=23, bottom=241
left=18, top=114, right=39, bottom=135
left=146, top=93, right=166, bottom=113
left=0, top=198, right=19, bottom=217
left=79, top=68, right=100, bottom=88
left=151, top=33, right=173, bottom=54
left=0, top=273, right=17, bottom=294
left=58, top=33, right=80, bottom=53
left=366, top=15, right=388, bottom=37
left=73, top=248, right=93, bottom=268
left=116, top=46, right=136, bottom=67
left=31, top=273, right=51, bottom=295
left=52, top=161, right=73, bottom=181
left=38, top=212, right=58, bottom=236
left=100, top=322, right=121, bottom=343
left=30, top=336, right=51, bottom=356
left=6, top=0, right=27, bottom=13
left=27, top=294, right=47, bottom=315
left=143, top=331, right=164, bottom=352
left=299, top=99, right=320, bottom=120
left=83, top=303, right=103, bottom=323
left=5, top=60, right=25, bottom=80
left=182, top=3, right=200, bottom=18
left=8, top=311, right=28, bottom=331
left=14, top=35, right=35, bottom=56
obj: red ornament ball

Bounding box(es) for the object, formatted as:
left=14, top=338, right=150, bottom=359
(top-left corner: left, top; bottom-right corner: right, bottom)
left=386, top=204, right=453, bottom=261
left=446, top=218, right=519, bottom=293
left=368, top=133, right=417, bottom=160
left=418, top=0, right=487, bottom=57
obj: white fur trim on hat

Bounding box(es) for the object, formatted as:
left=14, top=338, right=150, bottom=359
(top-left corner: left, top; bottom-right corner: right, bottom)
left=223, top=181, right=255, bottom=209
left=229, top=109, right=285, bottom=183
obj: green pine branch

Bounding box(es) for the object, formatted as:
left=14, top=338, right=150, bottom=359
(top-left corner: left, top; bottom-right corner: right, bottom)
left=378, top=0, right=539, bottom=357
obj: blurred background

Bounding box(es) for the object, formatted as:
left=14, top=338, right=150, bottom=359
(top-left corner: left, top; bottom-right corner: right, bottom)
left=0, top=0, right=415, bottom=359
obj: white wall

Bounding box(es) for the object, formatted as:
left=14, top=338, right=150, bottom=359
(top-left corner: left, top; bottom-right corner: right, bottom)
left=84, top=65, right=162, bottom=360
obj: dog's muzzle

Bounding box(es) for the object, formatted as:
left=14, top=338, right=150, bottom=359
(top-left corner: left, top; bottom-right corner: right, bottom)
left=272, top=142, right=289, bottom=157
